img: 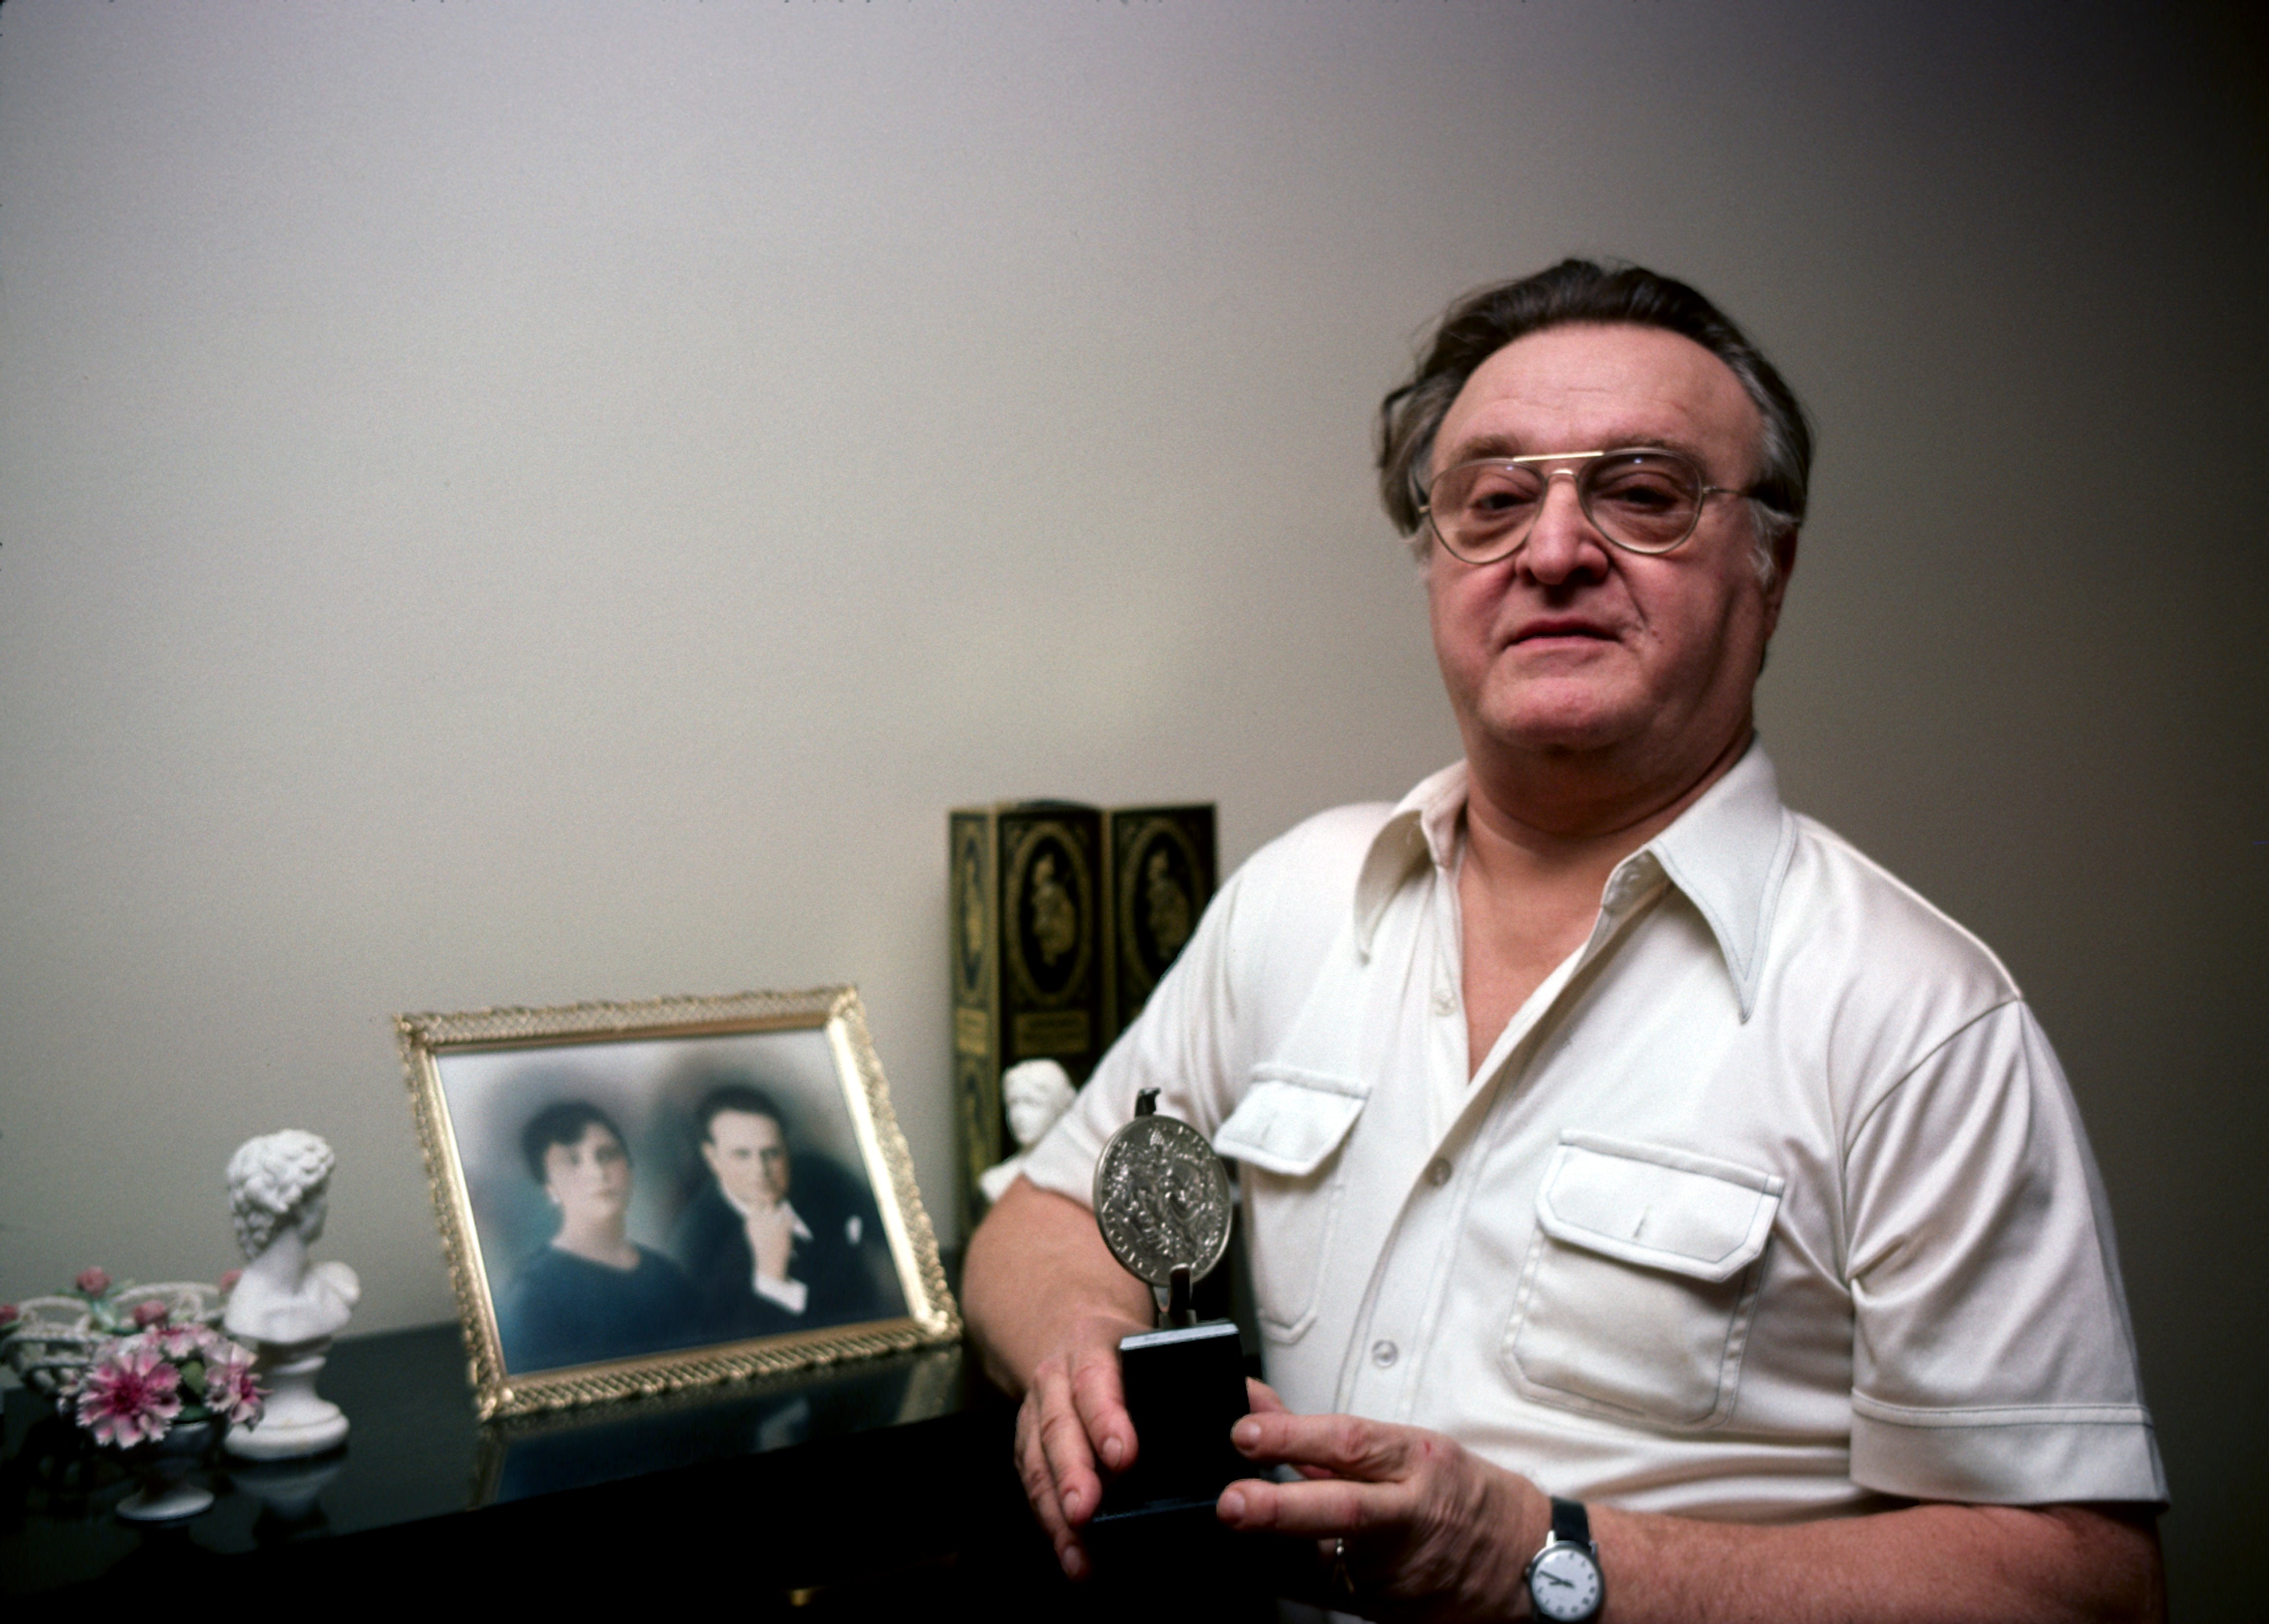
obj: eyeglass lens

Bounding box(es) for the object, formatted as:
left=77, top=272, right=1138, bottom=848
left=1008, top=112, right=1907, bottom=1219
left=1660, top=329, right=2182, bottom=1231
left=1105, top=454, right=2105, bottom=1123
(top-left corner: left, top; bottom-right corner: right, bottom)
left=1429, top=452, right=1705, bottom=561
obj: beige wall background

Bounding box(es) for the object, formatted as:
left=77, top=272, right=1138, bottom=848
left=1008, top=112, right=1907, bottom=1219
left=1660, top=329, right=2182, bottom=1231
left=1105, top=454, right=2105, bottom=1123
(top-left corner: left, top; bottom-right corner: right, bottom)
left=2, top=0, right=2261, bottom=1609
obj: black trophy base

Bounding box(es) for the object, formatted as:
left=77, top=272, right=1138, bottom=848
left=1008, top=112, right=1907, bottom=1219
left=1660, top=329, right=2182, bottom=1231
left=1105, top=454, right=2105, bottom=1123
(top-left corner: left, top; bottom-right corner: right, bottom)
left=1092, top=1319, right=1250, bottom=1529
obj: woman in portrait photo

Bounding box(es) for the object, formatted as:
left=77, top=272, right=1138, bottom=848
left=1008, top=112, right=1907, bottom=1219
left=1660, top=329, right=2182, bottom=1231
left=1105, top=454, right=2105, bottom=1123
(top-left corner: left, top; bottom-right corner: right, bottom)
left=495, top=1101, right=703, bottom=1373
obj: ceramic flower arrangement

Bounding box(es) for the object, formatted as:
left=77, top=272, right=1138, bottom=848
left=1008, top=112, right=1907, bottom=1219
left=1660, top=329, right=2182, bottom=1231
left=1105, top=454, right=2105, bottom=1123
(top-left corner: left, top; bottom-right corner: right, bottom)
left=1, top=1267, right=256, bottom=1440
left=4, top=1269, right=265, bottom=1522
left=69, top=1313, right=266, bottom=1446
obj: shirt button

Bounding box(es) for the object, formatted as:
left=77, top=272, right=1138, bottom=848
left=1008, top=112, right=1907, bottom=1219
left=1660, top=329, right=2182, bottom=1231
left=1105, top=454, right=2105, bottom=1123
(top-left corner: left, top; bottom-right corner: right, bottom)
left=1371, top=1339, right=1398, bottom=1368
left=1425, top=1157, right=1452, bottom=1187
left=1432, top=986, right=1457, bottom=1016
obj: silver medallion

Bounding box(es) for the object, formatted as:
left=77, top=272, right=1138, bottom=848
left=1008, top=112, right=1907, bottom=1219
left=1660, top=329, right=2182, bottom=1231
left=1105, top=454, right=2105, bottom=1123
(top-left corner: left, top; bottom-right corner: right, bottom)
left=1092, top=1105, right=1233, bottom=1290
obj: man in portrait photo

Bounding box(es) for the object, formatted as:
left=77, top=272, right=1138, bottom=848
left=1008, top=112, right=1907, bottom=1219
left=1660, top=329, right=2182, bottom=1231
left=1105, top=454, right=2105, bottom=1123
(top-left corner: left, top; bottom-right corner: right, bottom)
left=964, top=259, right=2168, bottom=1622
left=673, top=1078, right=903, bottom=1341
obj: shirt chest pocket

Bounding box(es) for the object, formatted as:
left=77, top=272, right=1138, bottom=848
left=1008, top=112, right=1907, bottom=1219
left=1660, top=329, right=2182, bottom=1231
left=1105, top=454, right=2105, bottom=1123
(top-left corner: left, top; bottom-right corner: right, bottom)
left=1213, top=1065, right=1368, bottom=1344
left=1504, top=1132, right=1783, bottom=1429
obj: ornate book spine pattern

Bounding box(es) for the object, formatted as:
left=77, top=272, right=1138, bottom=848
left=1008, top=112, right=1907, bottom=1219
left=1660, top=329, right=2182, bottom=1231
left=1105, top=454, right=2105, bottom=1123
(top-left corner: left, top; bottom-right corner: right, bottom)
left=997, top=806, right=1105, bottom=1082
left=1106, top=804, right=1217, bottom=1040
left=950, top=809, right=1002, bottom=1239
left=951, top=803, right=1107, bottom=1228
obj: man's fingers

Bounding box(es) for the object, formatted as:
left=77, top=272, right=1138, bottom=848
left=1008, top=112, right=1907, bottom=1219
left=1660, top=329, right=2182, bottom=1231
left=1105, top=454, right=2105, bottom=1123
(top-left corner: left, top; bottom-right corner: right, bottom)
left=1015, top=1388, right=1094, bottom=1579
left=1243, top=1378, right=1333, bottom=1473
left=1033, top=1362, right=1114, bottom=1526
left=1231, top=1407, right=1414, bottom=1481
left=1014, top=1400, right=1073, bottom=1536
left=1066, top=1343, right=1136, bottom=1473
left=1216, top=1471, right=1400, bottom=1537
left=1216, top=1409, right=1529, bottom=1611
left=1002, top=1316, right=1149, bottom=1586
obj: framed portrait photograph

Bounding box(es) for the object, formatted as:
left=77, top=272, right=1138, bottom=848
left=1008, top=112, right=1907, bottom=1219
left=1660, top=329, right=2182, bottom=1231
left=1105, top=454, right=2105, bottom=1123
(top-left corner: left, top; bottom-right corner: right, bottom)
left=396, top=986, right=959, bottom=1420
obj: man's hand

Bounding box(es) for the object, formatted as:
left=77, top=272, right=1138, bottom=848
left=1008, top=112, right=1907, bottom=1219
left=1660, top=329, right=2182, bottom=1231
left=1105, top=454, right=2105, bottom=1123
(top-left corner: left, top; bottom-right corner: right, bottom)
left=962, top=1178, right=1161, bottom=1579
left=1216, top=1389, right=1546, bottom=1622
left=744, top=1199, right=796, bottom=1283
left=1010, top=1308, right=1152, bottom=1578
left=1215, top=1390, right=2164, bottom=1624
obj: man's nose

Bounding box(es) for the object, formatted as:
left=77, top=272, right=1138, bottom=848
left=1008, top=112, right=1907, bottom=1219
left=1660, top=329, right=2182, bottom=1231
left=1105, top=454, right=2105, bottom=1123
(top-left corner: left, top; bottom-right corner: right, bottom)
left=1516, top=472, right=1608, bottom=584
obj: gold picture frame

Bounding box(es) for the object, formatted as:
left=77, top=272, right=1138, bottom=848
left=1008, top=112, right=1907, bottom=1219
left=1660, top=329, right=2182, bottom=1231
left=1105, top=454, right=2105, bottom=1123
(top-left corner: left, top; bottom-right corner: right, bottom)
left=397, top=986, right=959, bottom=1420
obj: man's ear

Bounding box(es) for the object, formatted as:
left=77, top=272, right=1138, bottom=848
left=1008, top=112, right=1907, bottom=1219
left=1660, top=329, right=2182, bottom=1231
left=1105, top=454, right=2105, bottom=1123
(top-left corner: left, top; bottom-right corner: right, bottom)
left=699, top=1139, right=723, bottom=1180
left=1762, top=526, right=1800, bottom=636
left=1774, top=525, right=1800, bottom=587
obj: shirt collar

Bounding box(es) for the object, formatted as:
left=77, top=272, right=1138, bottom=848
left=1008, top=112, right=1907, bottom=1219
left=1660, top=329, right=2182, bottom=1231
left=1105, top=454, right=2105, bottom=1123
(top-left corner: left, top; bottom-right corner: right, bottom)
left=1352, top=742, right=1795, bottom=1020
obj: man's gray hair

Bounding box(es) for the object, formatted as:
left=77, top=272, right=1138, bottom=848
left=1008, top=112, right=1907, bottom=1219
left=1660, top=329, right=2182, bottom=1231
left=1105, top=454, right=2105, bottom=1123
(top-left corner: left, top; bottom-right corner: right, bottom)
left=226, top=1129, right=336, bottom=1257
left=1376, top=259, right=1814, bottom=587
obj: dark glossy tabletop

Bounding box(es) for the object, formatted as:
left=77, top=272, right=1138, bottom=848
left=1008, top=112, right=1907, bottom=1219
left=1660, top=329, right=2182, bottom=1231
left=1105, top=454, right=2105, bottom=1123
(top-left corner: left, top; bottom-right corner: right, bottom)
left=2, top=1322, right=1306, bottom=1617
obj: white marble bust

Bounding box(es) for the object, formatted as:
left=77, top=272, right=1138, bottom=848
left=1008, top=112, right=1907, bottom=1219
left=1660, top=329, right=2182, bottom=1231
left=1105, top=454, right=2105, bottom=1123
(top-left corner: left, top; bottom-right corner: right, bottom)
left=222, top=1130, right=360, bottom=1348
left=979, top=1060, right=1079, bottom=1205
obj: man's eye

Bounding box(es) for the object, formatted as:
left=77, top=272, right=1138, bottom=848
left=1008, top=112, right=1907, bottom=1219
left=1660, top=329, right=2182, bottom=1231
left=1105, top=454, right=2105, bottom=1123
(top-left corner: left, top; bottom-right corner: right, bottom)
left=1592, top=469, right=1689, bottom=514
left=1453, top=469, right=1540, bottom=517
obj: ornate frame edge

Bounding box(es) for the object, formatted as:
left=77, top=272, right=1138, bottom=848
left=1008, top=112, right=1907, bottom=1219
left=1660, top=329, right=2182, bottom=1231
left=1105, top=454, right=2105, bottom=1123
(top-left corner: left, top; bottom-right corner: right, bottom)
left=393, top=985, right=961, bottom=1423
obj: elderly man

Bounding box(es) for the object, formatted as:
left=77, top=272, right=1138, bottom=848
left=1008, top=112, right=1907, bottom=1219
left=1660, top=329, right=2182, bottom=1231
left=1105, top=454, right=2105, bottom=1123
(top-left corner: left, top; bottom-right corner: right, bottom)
left=964, top=260, right=2166, bottom=1621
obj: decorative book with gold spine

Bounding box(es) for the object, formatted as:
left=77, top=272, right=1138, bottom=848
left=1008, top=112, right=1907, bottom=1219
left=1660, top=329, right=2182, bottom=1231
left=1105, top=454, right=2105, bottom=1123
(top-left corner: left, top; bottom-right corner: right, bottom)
left=1105, top=804, right=1217, bottom=1040
left=950, top=800, right=1219, bottom=1225
left=950, top=802, right=1106, bottom=1231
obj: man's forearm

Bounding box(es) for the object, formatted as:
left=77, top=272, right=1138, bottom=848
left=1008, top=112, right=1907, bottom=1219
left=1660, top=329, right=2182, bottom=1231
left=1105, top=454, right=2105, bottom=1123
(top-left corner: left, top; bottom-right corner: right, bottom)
left=1222, top=1407, right=2162, bottom=1624
left=1587, top=1500, right=2164, bottom=1624
left=962, top=1176, right=1153, bottom=1393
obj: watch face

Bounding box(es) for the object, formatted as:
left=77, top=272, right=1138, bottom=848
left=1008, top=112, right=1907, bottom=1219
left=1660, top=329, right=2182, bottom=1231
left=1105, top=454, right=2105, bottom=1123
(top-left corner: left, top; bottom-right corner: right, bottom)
left=1528, top=1543, right=1603, bottom=1622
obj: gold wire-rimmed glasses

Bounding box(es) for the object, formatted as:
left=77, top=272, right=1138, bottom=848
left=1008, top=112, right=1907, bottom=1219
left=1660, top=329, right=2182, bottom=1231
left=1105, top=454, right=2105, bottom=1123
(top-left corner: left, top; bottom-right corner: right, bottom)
left=1420, top=448, right=1748, bottom=563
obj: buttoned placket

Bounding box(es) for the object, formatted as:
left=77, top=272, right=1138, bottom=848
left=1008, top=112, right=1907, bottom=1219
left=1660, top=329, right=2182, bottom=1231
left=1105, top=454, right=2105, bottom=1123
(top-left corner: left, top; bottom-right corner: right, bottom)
left=1340, top=845, right=1671, bottom=1423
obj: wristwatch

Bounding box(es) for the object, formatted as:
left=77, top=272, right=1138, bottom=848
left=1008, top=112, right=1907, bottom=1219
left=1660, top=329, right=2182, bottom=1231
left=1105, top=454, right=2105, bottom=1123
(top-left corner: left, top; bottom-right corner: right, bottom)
left=1524, top=1497, right=1605, bottom=1622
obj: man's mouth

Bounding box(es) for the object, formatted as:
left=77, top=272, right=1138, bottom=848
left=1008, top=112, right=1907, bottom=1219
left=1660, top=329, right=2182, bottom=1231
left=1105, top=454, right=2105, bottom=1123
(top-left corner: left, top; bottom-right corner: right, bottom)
left=1512, top=618, right=1618, bottom=644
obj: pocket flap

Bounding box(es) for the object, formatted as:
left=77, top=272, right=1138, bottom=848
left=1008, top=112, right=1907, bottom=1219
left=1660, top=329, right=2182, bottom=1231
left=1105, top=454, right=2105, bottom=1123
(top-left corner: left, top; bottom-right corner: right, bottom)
left=1535, top=1131, right=1783, bottom=1282
left=1213, top=1066, right=1368, bottom=1176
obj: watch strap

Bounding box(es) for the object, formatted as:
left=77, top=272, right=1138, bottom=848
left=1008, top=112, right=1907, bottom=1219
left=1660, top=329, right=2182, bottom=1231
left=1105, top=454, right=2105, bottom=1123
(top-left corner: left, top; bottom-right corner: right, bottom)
left=1549, top=1496, right=1592, bottom=1549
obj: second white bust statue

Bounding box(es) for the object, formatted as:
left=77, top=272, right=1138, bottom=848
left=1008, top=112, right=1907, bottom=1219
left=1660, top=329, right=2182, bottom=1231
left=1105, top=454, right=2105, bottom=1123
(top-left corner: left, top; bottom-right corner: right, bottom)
left=222, top=1129, right=358, bottom=1459
left=978, top=1060, right=1079, bottom=1206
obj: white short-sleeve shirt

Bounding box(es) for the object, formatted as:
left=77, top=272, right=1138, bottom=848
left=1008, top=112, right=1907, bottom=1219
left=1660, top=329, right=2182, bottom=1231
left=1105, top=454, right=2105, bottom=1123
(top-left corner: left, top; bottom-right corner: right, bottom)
left=1020, top=746, right=2167, bottom=1518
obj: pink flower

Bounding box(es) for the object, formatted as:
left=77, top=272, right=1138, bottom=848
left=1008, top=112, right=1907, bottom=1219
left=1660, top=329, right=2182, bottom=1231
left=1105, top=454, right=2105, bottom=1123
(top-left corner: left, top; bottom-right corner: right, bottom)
left=218, top=1269, right=243, bottom=1294
left=75, top=1267, right=112, bottom=1297
left=153, top=1321, right=213, bottom=1362
left=201, top=1341, right=265, bottom=1428
left=132, top=1301, right=171, bottom=1329
left=75, top=1338, right=183, bottom=1447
